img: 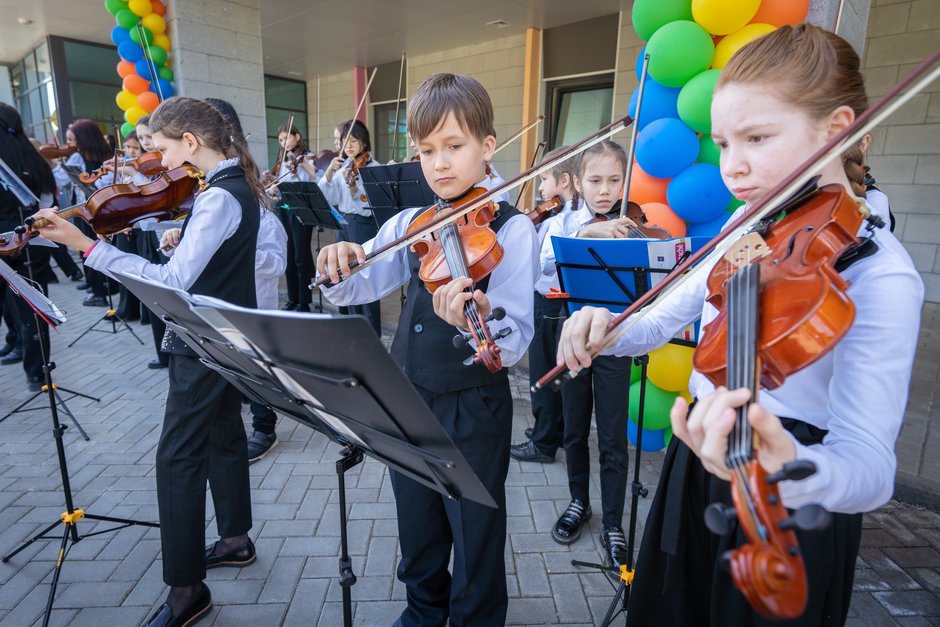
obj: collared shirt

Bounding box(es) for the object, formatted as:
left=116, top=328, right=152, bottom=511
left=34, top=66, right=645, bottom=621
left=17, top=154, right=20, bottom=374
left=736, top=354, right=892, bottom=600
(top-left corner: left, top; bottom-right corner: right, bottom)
left=86, top=158, right=244, bottom=291
left=535, top=199, right=590, bottom=295
left=600, top=205, right=924, bottom=514
left=318, top=206, right=539, bottom=367
left=483, top=164, right=510, bottom=204
left=255, top=207, right=287, bottom=309
left=317, top=156, right=377, bottom=218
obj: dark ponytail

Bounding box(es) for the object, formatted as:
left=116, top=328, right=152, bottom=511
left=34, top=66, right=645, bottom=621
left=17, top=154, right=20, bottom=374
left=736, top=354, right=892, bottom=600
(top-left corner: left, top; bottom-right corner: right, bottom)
left=0, top=102, right=56, bottom=197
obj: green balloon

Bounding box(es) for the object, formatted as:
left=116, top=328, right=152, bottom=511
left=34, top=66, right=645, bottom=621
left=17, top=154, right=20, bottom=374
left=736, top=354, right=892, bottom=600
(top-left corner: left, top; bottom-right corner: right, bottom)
left=121, top=122, right=135, bottom=138
left=148, top=46, right=168, bottom=67
left=630, top=360, right=642, bottom=384
left=647, top=21, right=715, bottom=88
left=698, top=135, right=720, bottom=166
left=628, top=379, right=678, bottom=431
left=678, top=69, right=721, bottom=135
left=158, top=66, right=174, bottom=82
left=105, top=0, right=127, bottom=16
left=632, top=0, right=694, bottom=41
left=115, top=9, right=140, bottom=30
left=727, top=196, right=746, bottom=211
left=129, top=26, right=153, bottom=46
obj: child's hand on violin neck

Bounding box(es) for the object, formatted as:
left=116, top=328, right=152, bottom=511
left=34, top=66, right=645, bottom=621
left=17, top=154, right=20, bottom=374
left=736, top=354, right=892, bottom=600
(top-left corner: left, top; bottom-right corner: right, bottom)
left=556, top=306, right=615, bottom=371
left=32, top=209, right=95, bottom=252
left=578, top=217, right=637, bottom=239
left=432, top=277, right=491, bottom=331
left=316, top=241, right=365, bottom=286
left=670, top=388, right=797, bottom=482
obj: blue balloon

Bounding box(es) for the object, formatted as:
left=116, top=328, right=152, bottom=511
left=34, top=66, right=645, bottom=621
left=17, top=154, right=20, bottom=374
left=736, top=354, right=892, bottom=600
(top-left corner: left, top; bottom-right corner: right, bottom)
left=687, top=210, right=732, bottom=237
left=667, top=163, right=731, bottom=223
left=635, top=46, right=647, bottom=80
left=135, top=58, right=154, bottom=80
left=111, top=26, right=131, bottom=47
left=635, top=118, right=698, bottom=179
left=153, top=79, right=175, bottom=99
left=627, top=420, right=667, bottom=452
left=629, top=77, right=681, bottom=131
left=118, top=41, right=143, bottom=63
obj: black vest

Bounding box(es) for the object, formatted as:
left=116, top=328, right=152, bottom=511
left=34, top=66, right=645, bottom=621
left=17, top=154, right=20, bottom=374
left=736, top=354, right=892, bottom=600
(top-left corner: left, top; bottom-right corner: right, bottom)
left=389, top=201, right=520, bottom=393
left=163, top=166, right=259, bottom=355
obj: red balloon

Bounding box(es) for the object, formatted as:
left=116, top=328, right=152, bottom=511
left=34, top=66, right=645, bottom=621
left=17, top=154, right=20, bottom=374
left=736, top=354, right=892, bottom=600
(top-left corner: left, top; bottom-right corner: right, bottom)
left=138, top=91, right=160, bottom=114
left=152, top=0, right=166, bottom=16
left=123, top=73, right=150, bottom=95
left=640, top=202, right=687, bottom=237
left=750, top=0, right=809, bottom=27
left=117, top=60, right=136, bottom=79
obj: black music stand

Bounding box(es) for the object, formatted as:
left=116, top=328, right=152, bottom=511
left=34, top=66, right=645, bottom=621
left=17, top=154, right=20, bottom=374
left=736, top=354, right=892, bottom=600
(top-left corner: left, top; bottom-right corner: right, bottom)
left=278, top=181, right=345, bottom=312
left=358, top=161, right=435, bottom=228
left=111, top=270, right=496, bottom=627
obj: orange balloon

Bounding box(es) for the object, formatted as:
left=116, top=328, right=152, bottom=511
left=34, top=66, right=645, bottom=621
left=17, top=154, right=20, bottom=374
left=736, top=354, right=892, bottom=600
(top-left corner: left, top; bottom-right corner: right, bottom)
left=123, top=73, right=150, bottom=95
left=641, top=202, right=687, bottom=237
left=750, top=0, right=809, bottom=26
left=627, top=162, right=670, bottom=205
left=117, top=60, right=136, bottom=79
left=137, top=91, right=160, bottom=114
left=152, top=0, right=166, bottom=16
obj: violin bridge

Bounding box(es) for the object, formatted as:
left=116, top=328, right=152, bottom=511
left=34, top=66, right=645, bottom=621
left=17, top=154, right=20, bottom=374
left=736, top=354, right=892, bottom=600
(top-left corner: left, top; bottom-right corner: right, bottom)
left=724, top=232, right=771, bottom=269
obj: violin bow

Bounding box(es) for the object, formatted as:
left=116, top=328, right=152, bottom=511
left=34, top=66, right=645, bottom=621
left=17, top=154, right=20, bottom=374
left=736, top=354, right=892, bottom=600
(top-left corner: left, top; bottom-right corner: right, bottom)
left=391, top=51, right=406, bottom=162
left=534, top=48, right=940, bottom=392
left=136, top=23, right=164, bottom=102
left=338, top=67, right=378, bottom=159
left=514, top=141, right=546, bottom=209
left=262, top=113, right=294, bottom=193
left=312, top=115, right=634, bottom=289
left=492, top=115, right=544, bottom=157
left=619, top=52, right=650, bottom=219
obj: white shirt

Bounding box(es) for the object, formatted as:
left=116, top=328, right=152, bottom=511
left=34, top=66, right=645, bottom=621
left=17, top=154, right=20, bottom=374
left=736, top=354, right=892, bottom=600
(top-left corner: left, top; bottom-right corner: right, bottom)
left=318, top=206, right=540, bottom=367
left=317, top=156, right=376, bottom=218
left=536, top=199, right=591, bottom=295
left=601, top=206, right=924, bottom=514
left=255, top=207, right=287, bottom=309
left=483, top=164, right=510, bottom=204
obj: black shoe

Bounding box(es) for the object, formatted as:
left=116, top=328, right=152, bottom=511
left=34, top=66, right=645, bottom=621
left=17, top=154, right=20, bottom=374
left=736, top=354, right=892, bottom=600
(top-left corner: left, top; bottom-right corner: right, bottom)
left=0, top=343, right=14, bottom=358
left=552, top=499, right=592, bottom=545
left=0, top=349, right=23, bottom=365
left=76, top=282, right=89, bottom=290
left=247, top=430, right=278, bottom=463
left=148, top=359, right=168, bottom=370
left=294, top=303, right=311, bottom=312
left=143, top=583, right=212, bottom=627
left=82, top=295, right=108, bottom=307
left=205, top=538, right=256, bottom=569
left=281, top=301, right=298, bottom=311
left=601, top=526, right=628, bottom=569
left=27, top=376, right=43, bottom=392
left=69, top=272, right=84, bottom=282
left=510, top=440, right=554, bottom=463
left=525, top=427, right=533, bottom=439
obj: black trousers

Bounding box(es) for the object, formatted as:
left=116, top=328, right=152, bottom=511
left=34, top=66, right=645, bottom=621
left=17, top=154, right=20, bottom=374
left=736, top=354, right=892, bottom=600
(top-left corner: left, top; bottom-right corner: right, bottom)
left=626, top=435, right=862, bottom=626
left=156, top=353, right=252, bottom=586
left=138, top=231, right=169, bottom=366
left=249, top=400, right=277, bottom=434
left=561, top=354, right=630, bottom=528
left=113, top=232, right=140, bottom=319
left=74, top=219, right=113, bottom=298
left=1, top=281, right=49, bottom=381
left=278, top=207, right=314, bottom=306
left=390, top=381, right=512, bottom=627
left=527, top=292, right=564, bottom=455
left=1, top=288, right=20, bottom=347
left=49, top=243, right=81, bottom=278
left=337, top=214, right=381, bottom=335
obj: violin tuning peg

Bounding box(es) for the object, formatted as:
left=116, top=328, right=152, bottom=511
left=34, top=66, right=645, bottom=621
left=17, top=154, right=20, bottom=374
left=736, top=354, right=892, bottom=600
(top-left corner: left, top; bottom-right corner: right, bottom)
left=494, top=327, right=512, bottom=340
left=779, top=504, right=831, bottom=533
left=463, top=355, right=476, bottom=367
left=719, top=550, right=733, bottom=574
left=704, top=502, right=737, bottom=536
left=452, top=332, right=471, bottom=349
left=766, top=459, right=817, bottom=485
left=491, top=307, right=506, bottom=321
left=14, top=225, right=26, bottom=235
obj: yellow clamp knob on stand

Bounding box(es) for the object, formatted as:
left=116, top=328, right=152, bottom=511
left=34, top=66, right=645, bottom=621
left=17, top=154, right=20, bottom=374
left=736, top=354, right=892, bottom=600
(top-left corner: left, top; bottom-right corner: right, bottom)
left=60, top=509, right=85, bottom=524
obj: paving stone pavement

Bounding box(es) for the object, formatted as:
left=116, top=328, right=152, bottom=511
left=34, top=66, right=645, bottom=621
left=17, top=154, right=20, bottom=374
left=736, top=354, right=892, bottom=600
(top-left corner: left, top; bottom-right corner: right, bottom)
left=0, top=268, right=937, bottom=626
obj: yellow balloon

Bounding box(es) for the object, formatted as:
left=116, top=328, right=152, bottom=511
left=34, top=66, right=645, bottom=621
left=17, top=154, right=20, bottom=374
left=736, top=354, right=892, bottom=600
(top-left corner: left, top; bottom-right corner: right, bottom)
left=153, top=33, right=171, bottom=51
left=141, top=13, right=166, bottom=35
left=115, top=89, right=137, bottom=111
left=713, top=23, right=776, bottom=68
left=128, top=0, right=152, bottom=18
left=647, top=343, right=695, bottom=392
left=692, top=0, right=760, bottom=35
left=125, top=105, right=147, bottom=126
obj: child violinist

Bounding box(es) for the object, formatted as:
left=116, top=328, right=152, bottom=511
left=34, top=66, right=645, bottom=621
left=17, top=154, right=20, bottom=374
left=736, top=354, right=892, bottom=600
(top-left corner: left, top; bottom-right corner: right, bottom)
left=264, top=122, right=315, bottom=313
left=35, top=96, right=268, bottom=627
left=556, top=25, right=923, bottom=626
left=511, top=146, right=578, bottom=465
left=318, top=118, right=382, bottom=334
left=316, top=72, right=538, bottom=626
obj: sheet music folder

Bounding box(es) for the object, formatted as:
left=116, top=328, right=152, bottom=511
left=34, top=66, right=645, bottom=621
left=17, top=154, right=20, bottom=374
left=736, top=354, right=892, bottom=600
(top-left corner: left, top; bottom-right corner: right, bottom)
left=111, top=270, right=495, bottom=508
left=359, top=161, right=436, bottom=227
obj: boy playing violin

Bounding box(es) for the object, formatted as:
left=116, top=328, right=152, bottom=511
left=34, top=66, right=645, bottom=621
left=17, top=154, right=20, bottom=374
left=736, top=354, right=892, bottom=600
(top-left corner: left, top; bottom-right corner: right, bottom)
left=317, top=72, right=538, bottom=627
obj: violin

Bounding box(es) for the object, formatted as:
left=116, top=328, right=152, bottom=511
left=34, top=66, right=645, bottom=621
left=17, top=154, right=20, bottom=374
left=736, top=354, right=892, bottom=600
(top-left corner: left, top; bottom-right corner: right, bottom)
left=0, top=165, right=202, bottom=256
left=407, top=187, right=508, bottom=373
left=38, top=143, right=77, bottom=160
left=79, top=151, right=166, bottom=185
left=526, top=196, right=562, bottom=226
left=343, top=152, right=370, bottom=201
left=588, top=199, right=672, bottom=239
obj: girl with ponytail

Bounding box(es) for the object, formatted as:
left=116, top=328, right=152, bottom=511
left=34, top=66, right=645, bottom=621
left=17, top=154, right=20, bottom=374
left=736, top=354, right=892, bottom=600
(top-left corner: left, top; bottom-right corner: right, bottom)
left=556, top=24, right=924, bottom=626
left=34, top=95, right=265, bottom=627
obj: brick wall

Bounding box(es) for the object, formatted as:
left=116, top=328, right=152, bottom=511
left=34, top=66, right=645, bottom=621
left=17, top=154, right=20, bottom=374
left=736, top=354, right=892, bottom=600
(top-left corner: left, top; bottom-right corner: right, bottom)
left=167, top=0, right=268, bottom=168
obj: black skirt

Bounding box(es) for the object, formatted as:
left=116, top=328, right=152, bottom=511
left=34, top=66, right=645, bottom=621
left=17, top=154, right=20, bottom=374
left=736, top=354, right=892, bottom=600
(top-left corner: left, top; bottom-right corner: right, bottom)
left=626, top=419, right=863, bottom=627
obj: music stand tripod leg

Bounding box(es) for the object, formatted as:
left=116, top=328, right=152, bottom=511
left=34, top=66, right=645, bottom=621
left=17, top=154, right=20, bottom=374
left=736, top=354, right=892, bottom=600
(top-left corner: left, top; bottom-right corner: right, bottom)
left=336, top=446, right=363, bottom=627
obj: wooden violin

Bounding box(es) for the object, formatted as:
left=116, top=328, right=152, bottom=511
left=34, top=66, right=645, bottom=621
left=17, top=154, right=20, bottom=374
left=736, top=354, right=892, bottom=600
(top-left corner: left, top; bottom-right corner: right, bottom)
left=408, top=186, right=507, bottom=373
left=343, top=152, right=370, bottom=201
left=0, top=165, right=202, bottom=256
left=526, top=196, right=562, bottom=226
left=37, top=143, right=77, bottom=160
left=589, top=199, right=672, bottom=238
left=79, top=151, right=166, bottom=185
